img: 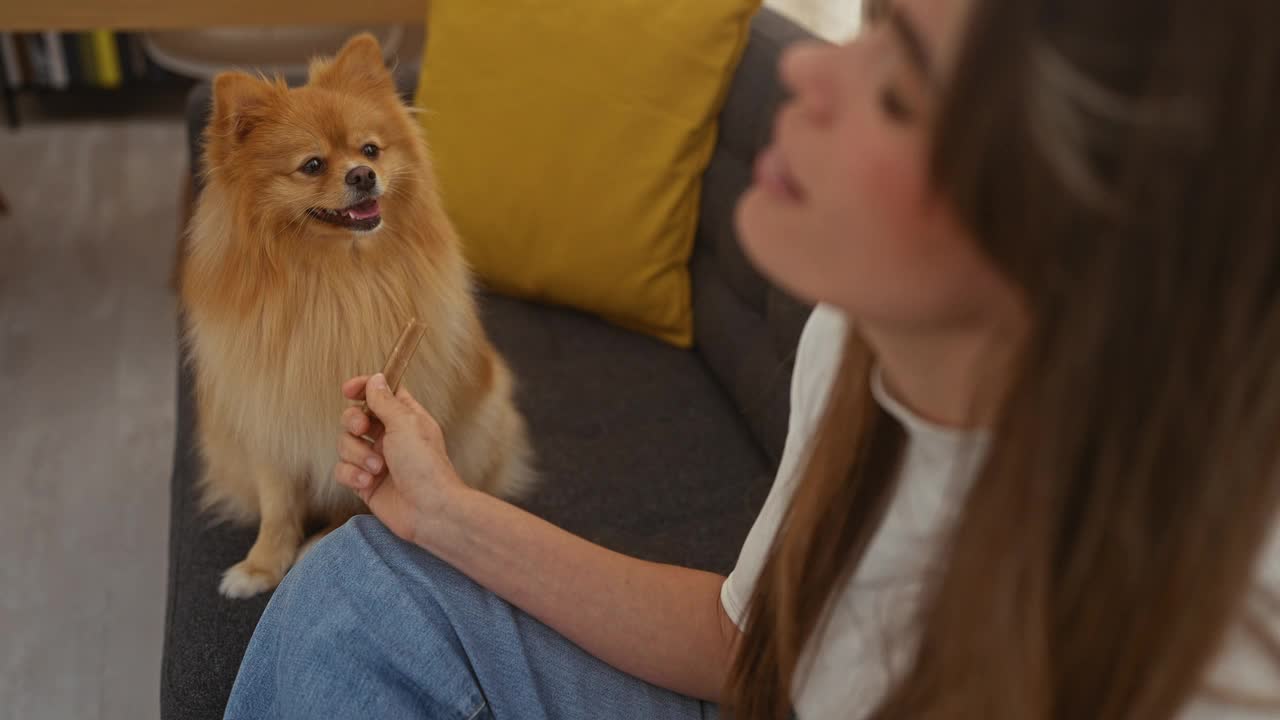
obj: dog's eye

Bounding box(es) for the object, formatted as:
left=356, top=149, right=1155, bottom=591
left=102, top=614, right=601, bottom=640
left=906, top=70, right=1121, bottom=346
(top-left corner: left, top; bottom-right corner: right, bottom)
left=362, top=143, right=380, bottom=160
left=300, top=157, right=325, bottom=175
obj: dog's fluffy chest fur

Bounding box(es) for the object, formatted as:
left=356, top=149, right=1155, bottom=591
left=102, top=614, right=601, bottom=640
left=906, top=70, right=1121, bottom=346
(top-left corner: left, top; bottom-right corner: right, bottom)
left=184, top=229, right=476, bottom=473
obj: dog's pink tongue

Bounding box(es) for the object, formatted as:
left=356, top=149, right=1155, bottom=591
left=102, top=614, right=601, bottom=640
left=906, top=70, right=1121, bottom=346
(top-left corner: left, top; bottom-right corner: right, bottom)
left=349, top=199, right=380, bottom=220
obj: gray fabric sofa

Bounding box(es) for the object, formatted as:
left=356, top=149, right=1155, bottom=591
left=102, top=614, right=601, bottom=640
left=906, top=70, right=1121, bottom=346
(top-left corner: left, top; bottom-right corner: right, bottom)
left=161, top=9, right=816, bottom=719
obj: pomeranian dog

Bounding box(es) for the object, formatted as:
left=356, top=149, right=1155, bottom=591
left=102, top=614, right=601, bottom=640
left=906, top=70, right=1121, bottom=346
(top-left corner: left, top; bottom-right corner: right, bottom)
left=181, top=34, right=534, bottom=599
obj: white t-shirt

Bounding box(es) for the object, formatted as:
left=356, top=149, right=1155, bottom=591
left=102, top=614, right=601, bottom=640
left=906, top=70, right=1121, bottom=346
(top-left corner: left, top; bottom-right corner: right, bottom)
left=721, top=304, right=1280, bottom=720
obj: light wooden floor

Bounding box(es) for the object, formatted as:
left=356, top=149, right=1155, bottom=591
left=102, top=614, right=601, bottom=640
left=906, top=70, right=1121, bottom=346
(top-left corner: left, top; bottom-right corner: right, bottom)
left=0, top=116, right=185, bottom=720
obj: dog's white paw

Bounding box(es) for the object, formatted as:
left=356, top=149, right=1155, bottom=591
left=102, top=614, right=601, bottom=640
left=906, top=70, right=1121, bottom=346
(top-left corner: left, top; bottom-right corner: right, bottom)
left=219, top=561, right=281, bottom=599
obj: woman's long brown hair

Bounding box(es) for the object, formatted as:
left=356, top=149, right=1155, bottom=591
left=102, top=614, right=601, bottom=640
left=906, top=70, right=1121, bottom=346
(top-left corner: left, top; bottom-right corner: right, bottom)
left=726, top=0, right=1280, bottom=717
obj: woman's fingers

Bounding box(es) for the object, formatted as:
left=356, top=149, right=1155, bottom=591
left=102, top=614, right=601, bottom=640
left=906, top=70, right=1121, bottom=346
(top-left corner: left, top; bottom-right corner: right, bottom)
left=338, top=430, right=384, bottom=476
left=364, top=374, right=413, bottom=428
left=346, top=376, right=436, bottom=435
left=342, top=375, right=371, bottom=401
left=335, top=461, right=374, bottom=489
left=335, top=462, right=381, bottom=505
left=342, top=405, right=385, bottom=443
left=342, top=405, right=377, bottom=438
left=334, top=461, right=364, bottom=488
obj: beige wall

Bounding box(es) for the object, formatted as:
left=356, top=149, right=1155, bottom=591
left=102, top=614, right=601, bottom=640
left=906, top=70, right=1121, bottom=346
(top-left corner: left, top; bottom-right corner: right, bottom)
left=765, top=0, right=863, bottom=41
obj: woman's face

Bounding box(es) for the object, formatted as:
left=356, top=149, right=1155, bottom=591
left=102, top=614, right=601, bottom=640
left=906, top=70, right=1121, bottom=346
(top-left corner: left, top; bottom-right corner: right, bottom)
left=736, top=0, right=1016, bottom=333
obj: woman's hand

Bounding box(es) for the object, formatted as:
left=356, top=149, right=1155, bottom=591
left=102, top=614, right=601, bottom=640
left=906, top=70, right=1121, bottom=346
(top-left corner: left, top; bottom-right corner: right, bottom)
left=339, top=380, right=736, bottom=702
left=335, top=373, right=467, bottom=545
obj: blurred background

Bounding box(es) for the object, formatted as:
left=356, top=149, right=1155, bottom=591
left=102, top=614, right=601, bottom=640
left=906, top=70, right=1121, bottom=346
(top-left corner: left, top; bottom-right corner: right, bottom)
left=0, top=1, right=858, bottom=719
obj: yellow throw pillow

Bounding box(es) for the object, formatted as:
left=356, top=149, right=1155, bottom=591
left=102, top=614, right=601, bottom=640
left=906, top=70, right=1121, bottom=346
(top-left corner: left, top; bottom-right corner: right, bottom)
left=415, top=0, right=761, bottom=347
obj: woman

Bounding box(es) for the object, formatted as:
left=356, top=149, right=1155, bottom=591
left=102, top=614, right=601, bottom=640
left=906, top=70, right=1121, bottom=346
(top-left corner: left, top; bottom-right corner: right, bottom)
left=225, top=0, right=1280, bottom=717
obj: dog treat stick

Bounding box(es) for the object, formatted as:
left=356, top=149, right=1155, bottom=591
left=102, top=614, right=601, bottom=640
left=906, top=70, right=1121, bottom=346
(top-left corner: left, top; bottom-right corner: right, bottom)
left=361, top=318, right=427, bottom=418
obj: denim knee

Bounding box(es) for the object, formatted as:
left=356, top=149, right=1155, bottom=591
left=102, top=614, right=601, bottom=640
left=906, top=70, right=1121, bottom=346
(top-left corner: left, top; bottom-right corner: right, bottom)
left=231, top=515, right=491, bottom=719
left=307, top=513, right=388, bottom=563
left=280, top=514, right=467, bottom=618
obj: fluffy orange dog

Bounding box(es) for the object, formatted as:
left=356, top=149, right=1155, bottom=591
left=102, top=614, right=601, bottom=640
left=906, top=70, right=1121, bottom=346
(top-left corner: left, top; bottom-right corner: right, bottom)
left=181, top=35, right=534, bottom=599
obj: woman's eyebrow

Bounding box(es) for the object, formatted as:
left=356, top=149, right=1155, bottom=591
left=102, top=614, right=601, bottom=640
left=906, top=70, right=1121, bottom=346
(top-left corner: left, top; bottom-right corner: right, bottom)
left=889, top=6, right=935, bottom=84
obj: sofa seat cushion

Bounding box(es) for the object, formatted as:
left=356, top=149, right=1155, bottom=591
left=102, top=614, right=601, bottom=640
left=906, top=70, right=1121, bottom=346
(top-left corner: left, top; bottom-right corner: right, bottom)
left=485, top=294, right=774, bottom=566
left=161, top=293, right=773, bottom=720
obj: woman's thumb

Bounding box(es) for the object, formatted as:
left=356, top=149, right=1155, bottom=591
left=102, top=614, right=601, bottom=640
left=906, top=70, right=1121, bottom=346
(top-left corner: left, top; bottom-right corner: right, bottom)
left=364, top=374, right=407, bottom=425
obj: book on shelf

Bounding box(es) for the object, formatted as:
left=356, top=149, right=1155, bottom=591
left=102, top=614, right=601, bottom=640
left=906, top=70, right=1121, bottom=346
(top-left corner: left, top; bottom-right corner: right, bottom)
left=0, top=30, right=169, bottom=92
left=0, top=34, right=21, bottom=90
left=88, top=31, right=122, bottom=88
left=42, top=32, right=70, bottom=89
left=21, top=33, right=49, bottom=87
left=77, top=31, right=97, bottom=86
left=62, top=33, right=84, bottom=87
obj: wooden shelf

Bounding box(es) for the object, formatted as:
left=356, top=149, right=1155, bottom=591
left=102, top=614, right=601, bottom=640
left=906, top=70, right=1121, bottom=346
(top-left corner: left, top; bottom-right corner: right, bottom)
left=0, top=0, right=426, bottom=31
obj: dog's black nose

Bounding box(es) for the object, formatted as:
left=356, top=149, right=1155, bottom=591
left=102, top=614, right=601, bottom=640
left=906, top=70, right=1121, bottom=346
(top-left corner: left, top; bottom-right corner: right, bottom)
left=346, top=165, right=377, bottom=192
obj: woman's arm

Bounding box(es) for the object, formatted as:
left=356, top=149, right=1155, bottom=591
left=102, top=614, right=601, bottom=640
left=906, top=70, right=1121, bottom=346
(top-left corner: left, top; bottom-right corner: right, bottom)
left=335, top=373, right=742, bottom=701
left=434, top=487, right=740, bottom=700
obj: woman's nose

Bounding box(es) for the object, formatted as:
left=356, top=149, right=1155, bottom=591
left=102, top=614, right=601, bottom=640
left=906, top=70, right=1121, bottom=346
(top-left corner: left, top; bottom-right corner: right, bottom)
left=779, top=41, right=836, bottom=122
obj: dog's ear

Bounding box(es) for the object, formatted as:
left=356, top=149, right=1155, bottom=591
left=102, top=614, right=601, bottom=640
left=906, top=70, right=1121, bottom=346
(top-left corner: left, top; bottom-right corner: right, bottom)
left=308, top=33, right=394, bottom=95
left=212, top=71, right=279, bottom=143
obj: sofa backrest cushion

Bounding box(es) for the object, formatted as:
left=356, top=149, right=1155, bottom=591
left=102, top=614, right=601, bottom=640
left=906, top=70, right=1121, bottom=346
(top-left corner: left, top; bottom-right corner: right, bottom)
left=694, top=8, right=817, bottom=464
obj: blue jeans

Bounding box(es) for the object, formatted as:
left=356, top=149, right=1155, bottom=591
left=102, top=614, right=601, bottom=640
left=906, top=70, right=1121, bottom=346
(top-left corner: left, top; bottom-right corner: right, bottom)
left=225, top=515, right=720, bottom=719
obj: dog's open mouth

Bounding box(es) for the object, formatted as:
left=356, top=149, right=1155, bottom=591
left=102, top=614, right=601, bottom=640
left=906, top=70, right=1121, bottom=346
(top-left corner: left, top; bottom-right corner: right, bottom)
left=308, top=198, right=382, bottom=232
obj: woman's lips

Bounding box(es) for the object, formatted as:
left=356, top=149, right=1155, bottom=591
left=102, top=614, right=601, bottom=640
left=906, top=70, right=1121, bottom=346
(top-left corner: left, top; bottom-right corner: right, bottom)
left=753, top=145, right=806, bottom=203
